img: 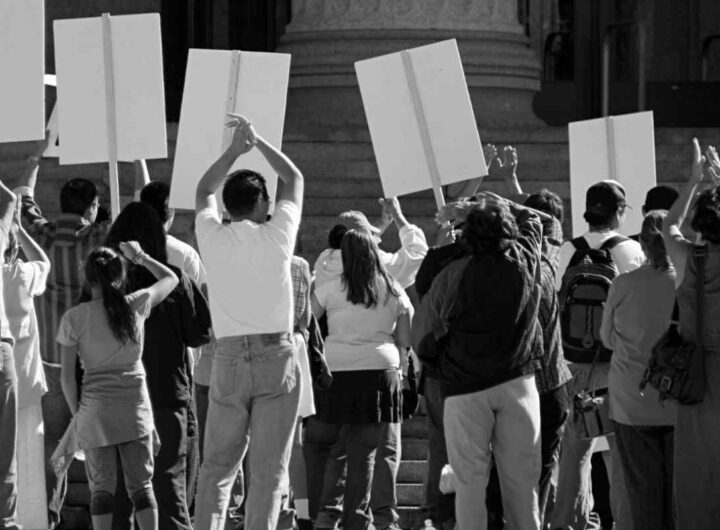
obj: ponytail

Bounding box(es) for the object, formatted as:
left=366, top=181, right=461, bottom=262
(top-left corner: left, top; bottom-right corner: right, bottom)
left=85, top=247, right=138, bottom=344
left=640, top=210, right=670, bottom=272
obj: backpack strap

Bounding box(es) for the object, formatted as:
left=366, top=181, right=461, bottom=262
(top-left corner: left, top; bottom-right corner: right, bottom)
left=600, top=235, right=629, bottom=251
left=694, top=245, right=708, bottom=348
left=567, top=237, right=590, bottom=268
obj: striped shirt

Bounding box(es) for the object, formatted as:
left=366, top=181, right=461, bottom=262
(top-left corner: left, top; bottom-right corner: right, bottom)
left=291, top=256, right=310, bottom=330
left=18, top=188, right=108, bottom=365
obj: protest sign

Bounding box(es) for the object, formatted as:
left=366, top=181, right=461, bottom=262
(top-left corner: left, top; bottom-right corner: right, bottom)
left=569, top=111, right=656, bottom=236
left=169, top=49, right=291, bottom=211
left=355, top=39, right=487, bottom=208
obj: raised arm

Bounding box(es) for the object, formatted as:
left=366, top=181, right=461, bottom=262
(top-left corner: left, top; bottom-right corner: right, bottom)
left=14, top=203, right=49, bottom=267
left=0, top=180, right=18, bottom=235
left=663, top=139, right=711, bottom=282
left=119, top=241, right=179, bottom=308
left=195, top=117, right=257, bottom=214
left=133, top=159, right=150, bottom=200
left=254, top=132, right=304, bottom=210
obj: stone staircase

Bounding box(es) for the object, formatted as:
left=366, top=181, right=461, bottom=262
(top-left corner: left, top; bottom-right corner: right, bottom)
left=398, top=408, right=431, bottom=529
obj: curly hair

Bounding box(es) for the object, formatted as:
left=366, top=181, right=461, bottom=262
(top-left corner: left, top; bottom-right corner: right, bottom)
left=524, top=189, right=564, bottom=222
left=640, top=210, right=670, bottom=271
left=461, top=202, right=519, bottom=255
left=691, top=186, right=720, bottom=244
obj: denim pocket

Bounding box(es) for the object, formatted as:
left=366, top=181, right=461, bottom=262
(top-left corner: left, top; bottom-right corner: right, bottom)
left=253, top=345, right=298, bottom=396
left=211, top=356, right=237, bottom=399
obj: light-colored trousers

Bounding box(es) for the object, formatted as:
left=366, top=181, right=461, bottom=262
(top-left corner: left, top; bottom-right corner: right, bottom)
left=444, top=374, right=541, bottom=530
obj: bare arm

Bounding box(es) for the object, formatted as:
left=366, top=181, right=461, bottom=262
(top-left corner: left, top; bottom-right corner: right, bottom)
left=395, top=312, right=412, bottom=350
left=119, top=241, right=179, bottom=308
left=133, top=159, right=150, bottom=200
left=60, top=345, right=79, bottom=414
left=310, top=291, right=326, bottom=320
left=0, top=181, right=18, bottom=233
left=17, top=135, right=50, bottom=191
left=254, top=134, right=304, bottom=210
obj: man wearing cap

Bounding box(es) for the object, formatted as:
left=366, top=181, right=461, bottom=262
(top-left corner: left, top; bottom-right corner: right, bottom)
left=551, top=180, right=642, bottom=530
left=629, top=185, right=679, bottom=241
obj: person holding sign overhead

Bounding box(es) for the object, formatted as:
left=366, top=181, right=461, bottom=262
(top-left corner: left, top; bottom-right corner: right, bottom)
left=193, top=114, right=304, bottom=530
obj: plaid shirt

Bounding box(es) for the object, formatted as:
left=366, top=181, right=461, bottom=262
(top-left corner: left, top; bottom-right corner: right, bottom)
left=18, top=188, right=108, bottom=365
left=535, top=217, right=572, bottom=394
left=291, top=256, right=310, bottom=330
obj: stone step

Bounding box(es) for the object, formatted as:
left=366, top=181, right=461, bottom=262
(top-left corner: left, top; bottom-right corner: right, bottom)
left=402, top=414, right=429, bottom=440
left=398, top=483, right=425, bottom=507
left=398, top=505, right=428, bottom=530
left=60, top=506, right=91, bottom=530
left=402, top=438, right=428, bottom=462
left=66, top=481, right=90, bottom=507
left=398, top=460, right=427, bottom=485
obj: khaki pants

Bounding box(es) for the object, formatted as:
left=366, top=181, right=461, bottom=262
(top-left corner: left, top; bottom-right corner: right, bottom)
left=444, top=374, right=541, bottom=530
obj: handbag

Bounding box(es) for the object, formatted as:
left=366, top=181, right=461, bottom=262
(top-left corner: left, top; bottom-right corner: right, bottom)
left=573, top=346, right=613, bottom=439
left=641, top=245, right=708, bottom=404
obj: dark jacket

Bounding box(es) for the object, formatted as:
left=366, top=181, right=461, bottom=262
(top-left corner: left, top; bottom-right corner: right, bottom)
left=412, top=205, right=544, bottom=397
left=415, top=241, right=467, bottom=301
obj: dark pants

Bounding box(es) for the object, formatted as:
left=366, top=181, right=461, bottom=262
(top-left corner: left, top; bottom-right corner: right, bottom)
left=303, top=416, right=340, bottom=522
left=422, top=375, right=455, bottom=525
left=486, top=383, right=570, bottom=529
left=41, top=363, right=72, bottom=529
left=185, top=391, right=199, bottom=515
left=614, top=422, right=674, bottom=530
left=0, top=342, right=20, bottom=530
left=370, top=423, right=401, bottom=529
left=113, top=407, right=192, bottom=530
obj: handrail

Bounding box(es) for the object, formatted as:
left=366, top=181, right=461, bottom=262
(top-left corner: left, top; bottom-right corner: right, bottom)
left=701, top=35, right=720, bottom=81
left=602, top=21, right=646, bottom=116
left=543, top=31, right=571, bottom=81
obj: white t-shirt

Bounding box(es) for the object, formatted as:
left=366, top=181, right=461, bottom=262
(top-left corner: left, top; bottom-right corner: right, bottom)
left=555, top=231, right=645, bottom=290
left=195, top=201, right=300, bottom=338
left=167, top=234, right=206, bottom=286
left=314, top=277, right=412, bottom=372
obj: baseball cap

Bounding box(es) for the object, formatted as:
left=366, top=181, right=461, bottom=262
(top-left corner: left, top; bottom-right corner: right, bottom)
left=585, top=180, right=629, bottom=214
left=338, top=210, right=381, bottom=235
left=643, top=185, right=679, bottom=211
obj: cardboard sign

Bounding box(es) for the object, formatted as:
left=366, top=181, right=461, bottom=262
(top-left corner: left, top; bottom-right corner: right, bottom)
left=569, top=111, right=656, bottom=236
left=0, top=0, right=45, bottom=142
left=169, top=49, right=291, bottom=210
left=53, top=14, right=167, bottom=164
left=355, top=39, right=487, bottom=206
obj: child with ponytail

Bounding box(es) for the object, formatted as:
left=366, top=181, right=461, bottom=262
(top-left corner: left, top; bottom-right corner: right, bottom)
left=53, top=241, right=178, bottom=530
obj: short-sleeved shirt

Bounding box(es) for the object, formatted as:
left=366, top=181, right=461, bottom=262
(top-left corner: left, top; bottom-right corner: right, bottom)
left=195, top=201, right=300, bottom=338
left=2, top=260, right=50, bottom=407
left=314, top=277, right=412, bottom=372
left=0, top=218, right=11, bottom=339
left=56, top=292, right=153, bottom=449
left=167, top=234, right=207, bottom=286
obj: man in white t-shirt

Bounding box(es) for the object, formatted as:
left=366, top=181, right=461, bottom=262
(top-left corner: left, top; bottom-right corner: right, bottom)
left=192, top=115, right=304, bottom=530
left=552, top=180, right=641, bottom=530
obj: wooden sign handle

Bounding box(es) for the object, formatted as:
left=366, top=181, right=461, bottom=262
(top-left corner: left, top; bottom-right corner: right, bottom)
left=222, top=51, right=242, bottom=152
left=401, top=50, right=445, bottom=210
left=605, top=116, right=618, bottom=183
left=102, top=13, right=121, bottom=220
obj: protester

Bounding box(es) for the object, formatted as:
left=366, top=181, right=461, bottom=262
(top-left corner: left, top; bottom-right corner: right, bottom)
left=600, top=210, right=676, bottom=530
left=15, top=139, right=110, bottom=527
left=313, top=197, right=428, bottom=290
left=193, top=115, right=304, bottom=530
left=2, top=201, right=51, bottom=530
left=53, top=241, right=178, bottom=530
left=310, top=228, right=412, bottom=530
left=629, top=185, right=679, bottom=241
left=551, top=180, right=641, bottom=530
left=0, top=181, right=20, bottom=530
left=105, top=202, right=212, bottom=530
left=662, top=139, right=720, bottom=528
left=413, top=193, right=546, bottom=530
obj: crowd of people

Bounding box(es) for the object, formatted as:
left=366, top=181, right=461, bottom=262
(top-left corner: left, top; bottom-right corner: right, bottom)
left=2, top=114, right=720, bottom=530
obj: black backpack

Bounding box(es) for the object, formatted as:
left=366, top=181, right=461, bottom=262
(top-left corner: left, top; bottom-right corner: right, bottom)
left=558, top=236, right=627, bottom=363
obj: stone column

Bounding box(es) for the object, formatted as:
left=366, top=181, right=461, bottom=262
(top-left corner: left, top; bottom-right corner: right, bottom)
left=277, top=0, right=543, bottom=129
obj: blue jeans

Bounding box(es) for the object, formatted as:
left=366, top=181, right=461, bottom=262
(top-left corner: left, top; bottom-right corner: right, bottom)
left=194, top=333, right=301, bottom=530
left=0, top=342, right=19, bottom=530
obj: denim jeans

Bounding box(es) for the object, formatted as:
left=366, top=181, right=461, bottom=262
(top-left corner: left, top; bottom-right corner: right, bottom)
left=613, top=422, right=674, bottom=530
left=314, top=422, right=385, bottom=530
left=0, top=341, right=20, bottom=530
left=84, top=435, right=156, bottom=515
left=444, top=374, right=541, bottom=530
left=303, top=416, right=342, bottom=522
left=422, top=376, right=455, bottom=526
left=194, top=333, right=301, bottom=530
left=370, top=422, right=401, bottom=529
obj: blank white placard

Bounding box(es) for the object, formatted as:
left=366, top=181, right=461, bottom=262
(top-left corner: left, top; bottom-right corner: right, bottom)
left=569, top=111, right=656, bottom=237
left=0, top=0, right=45, bottom=142
left=170, top=49, right=291, bottom=210
left=53, top=14, right=167, bottom=164
left=355, top=39, right=487, bottom=199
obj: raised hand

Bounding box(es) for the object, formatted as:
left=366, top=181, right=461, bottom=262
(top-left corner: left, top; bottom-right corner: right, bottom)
left=435, top=200, right=477, bottom=226
left=488, top=145, right=518, bottom=182
left=483, top=143, right=498, bottom=165
left=691, top=138, right=707, bottom=185
left=119, top=241, right=144, bottom=262
left=706, top=145, right=720, bottom=183
left=225, top=113, right=257, bottom=157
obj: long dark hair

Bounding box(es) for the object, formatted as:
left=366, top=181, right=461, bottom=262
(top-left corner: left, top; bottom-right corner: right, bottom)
left=85, top=247, right=137, bottom=344
left=340, top=229, right=399, bottom=308
left=105, top=202, right=169, bottom=291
